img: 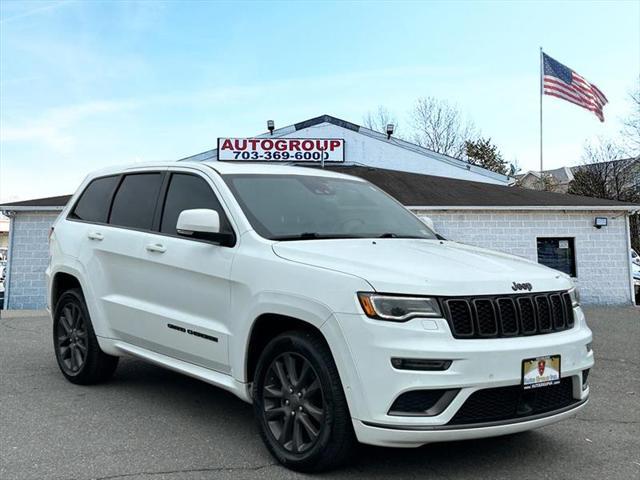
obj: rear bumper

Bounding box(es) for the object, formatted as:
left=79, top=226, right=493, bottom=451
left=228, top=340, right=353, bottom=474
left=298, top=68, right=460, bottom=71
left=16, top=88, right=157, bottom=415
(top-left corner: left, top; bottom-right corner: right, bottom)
left=352, top=398, right=588, bottom=447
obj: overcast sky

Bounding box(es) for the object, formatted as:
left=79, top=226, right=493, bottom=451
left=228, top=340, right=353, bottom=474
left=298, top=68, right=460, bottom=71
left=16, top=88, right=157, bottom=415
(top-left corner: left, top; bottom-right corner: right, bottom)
left=1, top=0, right=638, bottom=202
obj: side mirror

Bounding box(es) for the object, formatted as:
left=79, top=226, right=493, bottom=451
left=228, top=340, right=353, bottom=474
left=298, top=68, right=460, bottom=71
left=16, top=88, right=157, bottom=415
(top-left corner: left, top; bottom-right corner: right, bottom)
left=176, top=209, right=234, bottom=246
left=420, top=216, right=436, bottom=232
left=419, top=215, right=447, bottom=240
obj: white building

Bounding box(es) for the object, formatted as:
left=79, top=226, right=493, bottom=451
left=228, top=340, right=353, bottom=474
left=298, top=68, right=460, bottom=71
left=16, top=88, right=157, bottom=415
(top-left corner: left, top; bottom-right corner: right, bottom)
left=1, top=114, right=637, bottom=309
left=180, top=114, right=511, bottom=185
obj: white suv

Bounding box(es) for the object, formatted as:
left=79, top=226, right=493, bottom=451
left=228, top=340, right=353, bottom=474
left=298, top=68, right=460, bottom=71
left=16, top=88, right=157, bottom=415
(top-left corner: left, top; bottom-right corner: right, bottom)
left=47, top=161, right=593, bottom=471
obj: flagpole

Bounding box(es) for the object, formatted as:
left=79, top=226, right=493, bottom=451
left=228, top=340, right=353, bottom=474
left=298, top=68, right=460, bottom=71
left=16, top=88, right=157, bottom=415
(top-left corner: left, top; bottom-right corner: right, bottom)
left=539, top=46, right=544, bottom=190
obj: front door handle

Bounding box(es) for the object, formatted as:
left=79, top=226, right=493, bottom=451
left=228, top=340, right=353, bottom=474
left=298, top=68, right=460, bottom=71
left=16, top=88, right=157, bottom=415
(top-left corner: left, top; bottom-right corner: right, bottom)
left=145, top=243, right=167, bottom=253
left=87, top=231, right=104, bottom=241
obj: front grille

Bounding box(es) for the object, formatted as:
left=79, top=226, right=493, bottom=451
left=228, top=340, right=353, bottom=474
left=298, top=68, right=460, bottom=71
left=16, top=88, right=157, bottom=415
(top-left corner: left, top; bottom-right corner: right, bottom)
left=448, top=377, right=577, bottom=425
left=442, top=291, right=575, bottom=339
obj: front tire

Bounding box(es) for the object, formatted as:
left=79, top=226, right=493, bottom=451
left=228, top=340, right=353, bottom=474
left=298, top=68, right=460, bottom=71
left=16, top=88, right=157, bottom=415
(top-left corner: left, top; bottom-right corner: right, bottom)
left=53, top=288, right=119, bottom=384
left=252, top=330, right=355, bottom=472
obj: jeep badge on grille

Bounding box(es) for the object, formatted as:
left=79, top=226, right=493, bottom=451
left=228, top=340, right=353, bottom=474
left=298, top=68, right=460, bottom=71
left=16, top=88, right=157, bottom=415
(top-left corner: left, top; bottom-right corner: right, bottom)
left=512, top=282, right=533, bottom=292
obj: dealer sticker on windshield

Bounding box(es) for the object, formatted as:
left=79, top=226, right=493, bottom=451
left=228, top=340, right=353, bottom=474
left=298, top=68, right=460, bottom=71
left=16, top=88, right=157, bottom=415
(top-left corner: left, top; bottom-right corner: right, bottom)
left=522, top=355, right=561, bottom=390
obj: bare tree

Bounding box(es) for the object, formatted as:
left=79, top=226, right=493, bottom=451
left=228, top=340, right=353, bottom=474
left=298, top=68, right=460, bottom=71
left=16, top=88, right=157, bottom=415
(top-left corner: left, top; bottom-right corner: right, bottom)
left=363, top=106, right=399, bottom=134
left=621, top=79, right=640, bottom=153
left=569, top=138, right=639, bottom=250
left=569, top=139, right=639, bottom=202
left=410, top=97, right=477, bottom=158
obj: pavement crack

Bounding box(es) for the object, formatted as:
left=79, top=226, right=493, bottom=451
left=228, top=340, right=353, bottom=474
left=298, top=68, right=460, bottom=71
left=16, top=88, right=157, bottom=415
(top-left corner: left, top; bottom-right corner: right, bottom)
left=86, top=463, right=277, bottom=480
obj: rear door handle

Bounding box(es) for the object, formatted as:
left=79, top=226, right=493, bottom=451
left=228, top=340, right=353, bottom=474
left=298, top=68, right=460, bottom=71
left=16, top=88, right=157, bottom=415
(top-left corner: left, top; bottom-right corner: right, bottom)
left=145, top=243, right=167, bottom=253
left=87, top=231, right=104, bottom=241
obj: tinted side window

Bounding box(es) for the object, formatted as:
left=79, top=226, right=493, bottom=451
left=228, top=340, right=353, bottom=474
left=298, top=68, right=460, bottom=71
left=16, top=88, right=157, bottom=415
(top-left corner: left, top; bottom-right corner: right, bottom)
left=71, top=175, right=119, bottom=223
left=109, top=173, right=163, bottom=230
left=160, top=173, right=228, bottom=235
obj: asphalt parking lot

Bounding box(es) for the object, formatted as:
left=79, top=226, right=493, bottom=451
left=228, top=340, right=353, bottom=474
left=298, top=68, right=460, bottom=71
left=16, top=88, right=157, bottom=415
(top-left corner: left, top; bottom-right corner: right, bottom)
left=1, top=307, right=638, bottom=480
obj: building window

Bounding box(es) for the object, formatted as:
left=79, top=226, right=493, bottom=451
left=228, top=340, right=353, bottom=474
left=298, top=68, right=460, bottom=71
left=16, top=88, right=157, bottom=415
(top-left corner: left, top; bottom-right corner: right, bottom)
left=536, top=237, right=576, bottom=277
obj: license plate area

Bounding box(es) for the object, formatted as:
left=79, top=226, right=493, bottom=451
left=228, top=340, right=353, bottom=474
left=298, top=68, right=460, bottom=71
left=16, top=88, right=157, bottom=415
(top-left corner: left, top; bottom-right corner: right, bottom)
left=522, top=355, right=561, bottom=390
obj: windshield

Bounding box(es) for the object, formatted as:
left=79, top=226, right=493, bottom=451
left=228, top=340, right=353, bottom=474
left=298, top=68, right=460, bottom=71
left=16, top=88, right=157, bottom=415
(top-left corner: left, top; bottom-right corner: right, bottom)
left=223, top=174, right=437, bottom=241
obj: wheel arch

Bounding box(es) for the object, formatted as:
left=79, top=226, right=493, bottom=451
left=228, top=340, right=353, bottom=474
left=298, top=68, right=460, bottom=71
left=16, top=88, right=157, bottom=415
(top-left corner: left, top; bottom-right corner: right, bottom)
left=48, top=264, right=112, bottom=344
left=50, top=271, right=83, bottom=311
left=245, top=313, right=330, bottom=386
left=243, top=308, right=368, bottom=431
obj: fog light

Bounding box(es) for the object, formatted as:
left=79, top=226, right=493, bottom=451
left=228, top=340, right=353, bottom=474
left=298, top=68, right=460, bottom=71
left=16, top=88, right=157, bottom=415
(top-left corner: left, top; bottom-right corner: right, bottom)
left=391, top=358, right=452, bottom=371
left=582, top=369, right=590, bottom=390
left=586, top=343, right=592, bottom=353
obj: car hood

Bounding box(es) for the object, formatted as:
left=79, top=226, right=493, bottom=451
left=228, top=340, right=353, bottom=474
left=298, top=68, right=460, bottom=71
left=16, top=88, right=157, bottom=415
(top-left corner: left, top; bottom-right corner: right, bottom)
left=272, top=239, right=573, bottom=296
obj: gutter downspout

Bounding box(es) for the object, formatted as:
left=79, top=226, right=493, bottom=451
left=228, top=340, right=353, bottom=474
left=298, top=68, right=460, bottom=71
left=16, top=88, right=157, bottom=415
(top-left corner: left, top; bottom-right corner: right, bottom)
left=2, top=211, right=15, bottom=311
left=624, top=213, right=637, bottom=306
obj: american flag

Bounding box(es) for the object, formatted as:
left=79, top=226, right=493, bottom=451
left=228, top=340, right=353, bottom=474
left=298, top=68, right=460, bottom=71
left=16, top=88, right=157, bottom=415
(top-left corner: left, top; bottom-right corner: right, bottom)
left=542, top=53, right=608, bottom=122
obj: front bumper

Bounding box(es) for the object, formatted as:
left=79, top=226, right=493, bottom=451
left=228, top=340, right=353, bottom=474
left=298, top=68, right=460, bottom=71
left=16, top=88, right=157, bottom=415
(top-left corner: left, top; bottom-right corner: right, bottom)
left=353, top=399, right=588, bottom=447
left=328, top=306, right=593, bottom=446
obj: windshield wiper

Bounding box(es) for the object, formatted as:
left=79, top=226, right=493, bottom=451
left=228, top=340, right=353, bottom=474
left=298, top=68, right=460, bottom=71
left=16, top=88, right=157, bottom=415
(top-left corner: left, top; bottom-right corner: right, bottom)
left=272, top=232, right=364, bottom=241
left=377, top=233, right=426, bottom=239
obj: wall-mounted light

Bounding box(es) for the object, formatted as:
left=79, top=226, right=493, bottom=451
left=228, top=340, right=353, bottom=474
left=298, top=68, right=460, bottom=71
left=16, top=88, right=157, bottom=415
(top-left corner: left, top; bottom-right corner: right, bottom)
left=267, top=120, right=275, bottom=135
left=594, top=217, right=608, bottom=229
left=386, top=123, right=395, bottom=139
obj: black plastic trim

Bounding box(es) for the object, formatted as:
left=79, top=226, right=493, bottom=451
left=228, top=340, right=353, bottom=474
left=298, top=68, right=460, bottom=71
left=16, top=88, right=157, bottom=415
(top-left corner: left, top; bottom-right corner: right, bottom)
left=388, top=389, right=460, bottom=417
left=363, top=398, right=587, bottom=431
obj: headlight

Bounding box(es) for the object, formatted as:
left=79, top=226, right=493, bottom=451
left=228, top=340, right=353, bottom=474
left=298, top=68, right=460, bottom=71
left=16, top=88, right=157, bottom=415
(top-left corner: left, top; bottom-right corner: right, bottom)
left=568, top=287, right=580, bottom=306
left=357, top=293, right=442, bottom=321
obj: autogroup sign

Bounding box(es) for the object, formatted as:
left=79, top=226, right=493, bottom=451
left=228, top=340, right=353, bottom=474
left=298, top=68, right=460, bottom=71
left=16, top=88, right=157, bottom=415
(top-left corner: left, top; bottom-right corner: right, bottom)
left=217, top=138, right=345, bottom=162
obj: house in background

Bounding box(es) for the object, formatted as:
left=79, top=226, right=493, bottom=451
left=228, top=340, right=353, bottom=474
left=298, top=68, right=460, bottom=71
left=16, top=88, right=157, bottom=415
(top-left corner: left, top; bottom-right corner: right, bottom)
left=516, top=157, right=640, bottom=195
left=515, top=167, right=574, bottom=193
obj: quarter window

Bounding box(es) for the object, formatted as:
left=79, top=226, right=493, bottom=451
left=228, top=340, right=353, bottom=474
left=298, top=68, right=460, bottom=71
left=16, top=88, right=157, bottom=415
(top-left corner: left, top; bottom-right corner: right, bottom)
left=109, top=173, right=163, bottom=230
left=71, top=175, right=119, bottom=223
left=160, top=173, right=228, bottom=235
left=536, top=237, right=577, bottom=277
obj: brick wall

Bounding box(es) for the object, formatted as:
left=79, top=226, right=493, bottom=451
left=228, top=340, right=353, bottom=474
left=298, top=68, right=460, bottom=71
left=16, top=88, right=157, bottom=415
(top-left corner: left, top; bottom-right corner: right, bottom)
left=413, top=209, right=633, bottom=305
left=5, top=212, right=59, bottom=309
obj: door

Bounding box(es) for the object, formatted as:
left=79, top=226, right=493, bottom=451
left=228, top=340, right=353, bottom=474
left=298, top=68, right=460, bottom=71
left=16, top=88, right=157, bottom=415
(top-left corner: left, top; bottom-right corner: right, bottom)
left=87, top=171, right=166, bottom=344
left=137, top=171, right=236, bottom=373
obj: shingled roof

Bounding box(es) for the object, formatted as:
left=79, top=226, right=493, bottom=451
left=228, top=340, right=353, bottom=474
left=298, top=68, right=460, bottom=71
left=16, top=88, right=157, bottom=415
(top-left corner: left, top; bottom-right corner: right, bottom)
left=1, top=165, right=637, bottom=213
left=0, top=195, right=72, bottom=210
left=315, top=165, right=638, bottom=210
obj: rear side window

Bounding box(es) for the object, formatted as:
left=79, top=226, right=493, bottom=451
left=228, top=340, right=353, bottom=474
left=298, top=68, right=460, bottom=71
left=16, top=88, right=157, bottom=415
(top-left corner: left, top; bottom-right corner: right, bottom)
left=109, top=173, right=163, bottom=230
left=71, top=175, right=119, bottom=223
left=160, top=173, right=229, bottom=235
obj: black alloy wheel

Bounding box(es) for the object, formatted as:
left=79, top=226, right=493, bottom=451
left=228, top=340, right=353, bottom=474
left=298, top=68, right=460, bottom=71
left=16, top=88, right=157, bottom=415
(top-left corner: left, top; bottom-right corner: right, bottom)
left=262, top=352, right=325, bottom=453
left=53, top=288, right=119, bottom=384
left=56, top=301, right=89, bottom=374
left=252, top=330, right=355, bottom=472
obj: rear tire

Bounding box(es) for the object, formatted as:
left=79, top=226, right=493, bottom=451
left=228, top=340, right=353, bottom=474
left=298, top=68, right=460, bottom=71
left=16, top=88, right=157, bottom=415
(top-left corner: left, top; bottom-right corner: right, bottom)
left=53, top=288, right=118, bottom=384
left=252, top=330, right=355, bottom=472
